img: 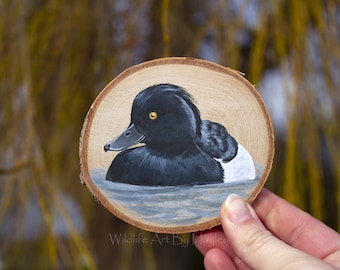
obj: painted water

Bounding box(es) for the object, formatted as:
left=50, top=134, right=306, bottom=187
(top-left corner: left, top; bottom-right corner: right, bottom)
left=91, top=165, right=263, bottom=228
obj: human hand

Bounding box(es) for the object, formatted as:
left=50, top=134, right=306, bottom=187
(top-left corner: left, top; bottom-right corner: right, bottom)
left=194, top=189, right=340, bottom=270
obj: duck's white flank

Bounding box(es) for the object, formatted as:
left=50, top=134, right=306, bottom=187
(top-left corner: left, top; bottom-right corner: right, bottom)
left=216, top=144, right=256, bottom=183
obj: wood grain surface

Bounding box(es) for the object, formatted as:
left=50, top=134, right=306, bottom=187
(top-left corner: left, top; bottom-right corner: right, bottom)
left=79, top=57, right=274, bottom=233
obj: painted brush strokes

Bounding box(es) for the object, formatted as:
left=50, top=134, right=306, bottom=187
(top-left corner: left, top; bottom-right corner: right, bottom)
left=91, top=165, right=263, bottom=228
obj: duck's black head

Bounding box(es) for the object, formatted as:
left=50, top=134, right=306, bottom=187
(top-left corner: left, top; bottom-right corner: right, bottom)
left=131, top=84, right=202, bottom=152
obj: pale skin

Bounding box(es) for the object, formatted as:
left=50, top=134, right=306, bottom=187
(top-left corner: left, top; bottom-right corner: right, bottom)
left=194, top=188, right=340, bottom=270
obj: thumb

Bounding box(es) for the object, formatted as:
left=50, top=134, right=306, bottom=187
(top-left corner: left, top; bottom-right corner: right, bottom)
left=220, top=194, right=332, bottom=270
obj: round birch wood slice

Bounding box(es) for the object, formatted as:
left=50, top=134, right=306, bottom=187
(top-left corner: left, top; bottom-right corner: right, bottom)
left=79, top=57, right=274, bottom=233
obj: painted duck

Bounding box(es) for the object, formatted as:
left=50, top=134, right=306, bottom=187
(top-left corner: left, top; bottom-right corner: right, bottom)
left=104, top=83, right=255, bottom=186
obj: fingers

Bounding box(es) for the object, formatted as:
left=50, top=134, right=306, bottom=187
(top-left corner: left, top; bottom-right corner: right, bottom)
left=253, top=188, right=340, bottom=261
left=194, top=189, right=340, bottom=269
left=220, top=194, right=334, bottom=270
left=194, top=229, right=252, bottom=270
left=203, top=248, right=237, bottom=270
left=194, top=227, right=230, bottom=255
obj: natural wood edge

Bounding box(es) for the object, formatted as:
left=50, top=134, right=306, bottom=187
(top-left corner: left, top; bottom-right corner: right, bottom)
left=79, top=57, right=275, bottom=233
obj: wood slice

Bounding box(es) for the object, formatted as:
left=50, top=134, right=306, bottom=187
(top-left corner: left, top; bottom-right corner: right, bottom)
left=79, top=57, right=274, bottom=233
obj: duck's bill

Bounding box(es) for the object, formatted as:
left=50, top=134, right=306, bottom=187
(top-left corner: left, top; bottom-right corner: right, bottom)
left=104, top=124, right=145, bottom=152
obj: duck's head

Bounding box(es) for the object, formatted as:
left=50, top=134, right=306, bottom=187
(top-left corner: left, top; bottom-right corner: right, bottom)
left=104, top=84, right=202, bottom=153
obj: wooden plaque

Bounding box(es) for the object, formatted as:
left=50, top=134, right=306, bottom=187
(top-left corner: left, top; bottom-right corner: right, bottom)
left=79, top=57, right=274, bottom=233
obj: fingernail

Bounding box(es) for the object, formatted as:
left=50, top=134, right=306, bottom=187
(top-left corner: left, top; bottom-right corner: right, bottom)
left=224, top=194, right=252, bottom=224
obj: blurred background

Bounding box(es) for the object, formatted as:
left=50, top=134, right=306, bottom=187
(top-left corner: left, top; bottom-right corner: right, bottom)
left=1, top=0, right=339, bottom=269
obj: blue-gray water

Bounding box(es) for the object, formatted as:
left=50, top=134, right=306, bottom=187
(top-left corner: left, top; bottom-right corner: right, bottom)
left=91, top=166, right=263, bottom=229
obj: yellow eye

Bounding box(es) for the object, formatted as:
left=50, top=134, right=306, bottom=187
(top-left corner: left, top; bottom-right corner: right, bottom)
left=149, top=111, right=158, bottom=120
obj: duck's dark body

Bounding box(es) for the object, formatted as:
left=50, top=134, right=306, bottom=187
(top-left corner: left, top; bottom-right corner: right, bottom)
left=106, top=144, right=223, bottom=186
left=104, top=83, right=238, bottom=186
